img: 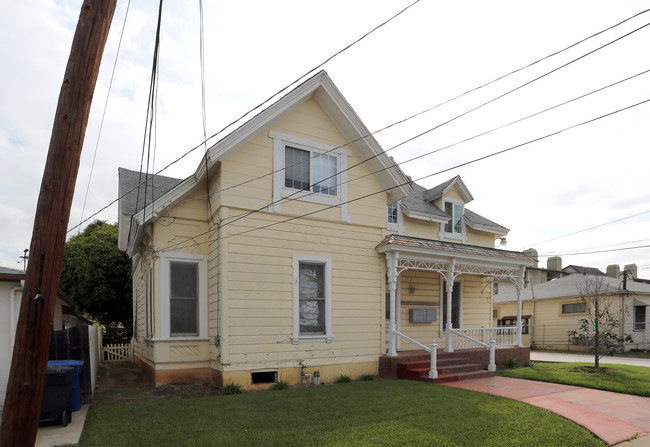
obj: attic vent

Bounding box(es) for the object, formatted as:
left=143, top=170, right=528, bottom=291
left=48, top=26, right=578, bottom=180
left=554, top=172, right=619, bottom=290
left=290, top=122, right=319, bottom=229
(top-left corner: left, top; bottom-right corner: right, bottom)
left=251, top=371, right=277, bottom=384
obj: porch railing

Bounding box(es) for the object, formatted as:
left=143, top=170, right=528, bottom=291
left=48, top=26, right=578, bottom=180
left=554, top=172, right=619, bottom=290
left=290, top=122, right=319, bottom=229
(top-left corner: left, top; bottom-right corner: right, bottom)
left=449, top=328, right=497, bottom=372
left=450, top=327, right=517, bottom=349
left=395, top=331, right=438, bottom=379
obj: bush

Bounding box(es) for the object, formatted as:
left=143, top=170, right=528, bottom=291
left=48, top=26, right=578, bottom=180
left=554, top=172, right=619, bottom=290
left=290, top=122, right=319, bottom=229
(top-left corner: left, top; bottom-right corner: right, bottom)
left=504, top=358, right=521, bottom=369
left=222, top=382, right=242, bottom=395
left=271, top=380, right=289, bottom=390
left=335, top=374, right=352, bottom=383
left=360, top=374, right=375, bottom=381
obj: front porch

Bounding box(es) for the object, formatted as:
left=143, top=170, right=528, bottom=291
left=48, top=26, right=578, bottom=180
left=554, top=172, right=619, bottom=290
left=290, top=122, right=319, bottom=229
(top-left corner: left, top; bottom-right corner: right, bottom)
left=378, top=346, right=531, bottom=383
left=376, top=235, right=536, bottom=382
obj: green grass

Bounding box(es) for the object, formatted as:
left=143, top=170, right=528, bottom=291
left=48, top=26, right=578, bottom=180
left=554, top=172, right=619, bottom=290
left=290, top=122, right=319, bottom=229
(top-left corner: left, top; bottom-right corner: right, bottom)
left=499, top=362, right=650, bottom=396
left=79, top=379, right=605, bottom=446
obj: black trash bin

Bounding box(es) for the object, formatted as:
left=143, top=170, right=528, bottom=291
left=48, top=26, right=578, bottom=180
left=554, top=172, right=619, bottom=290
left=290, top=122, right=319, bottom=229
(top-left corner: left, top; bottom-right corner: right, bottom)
left=40, top=365, right=74, bottom=426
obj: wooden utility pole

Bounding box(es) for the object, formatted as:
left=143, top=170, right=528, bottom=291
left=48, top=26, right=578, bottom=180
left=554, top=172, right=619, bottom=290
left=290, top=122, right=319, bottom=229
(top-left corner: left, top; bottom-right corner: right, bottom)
left=0, top=1, right=116, bottom=445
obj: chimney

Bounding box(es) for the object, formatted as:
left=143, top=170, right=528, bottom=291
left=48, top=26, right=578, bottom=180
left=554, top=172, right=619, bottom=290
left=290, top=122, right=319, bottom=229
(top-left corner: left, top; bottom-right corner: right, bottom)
left=606, top=264, right=620, bottom=279
left=547, top=256, right=562, bottom=271
left=624, top=264, right=638, bottom=279
left=523, top=248, right=538, bottom=268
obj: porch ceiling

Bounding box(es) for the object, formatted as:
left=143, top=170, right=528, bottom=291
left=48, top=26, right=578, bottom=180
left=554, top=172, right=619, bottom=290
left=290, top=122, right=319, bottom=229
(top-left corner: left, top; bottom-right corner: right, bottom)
left=376, top=234, right=536, bottom=280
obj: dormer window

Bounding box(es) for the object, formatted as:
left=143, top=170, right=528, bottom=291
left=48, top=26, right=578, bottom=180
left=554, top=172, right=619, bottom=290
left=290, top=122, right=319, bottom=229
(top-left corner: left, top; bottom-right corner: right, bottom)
left=444, top=202, right=463, bottom=234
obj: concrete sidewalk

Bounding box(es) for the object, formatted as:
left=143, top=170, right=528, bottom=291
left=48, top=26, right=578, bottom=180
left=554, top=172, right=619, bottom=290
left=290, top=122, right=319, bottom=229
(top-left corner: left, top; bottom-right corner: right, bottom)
left=444, top=376, right=650, bottom=446
left=35, top=404, right=89, bottom=447
left=531, top=351, right=650, bottom=368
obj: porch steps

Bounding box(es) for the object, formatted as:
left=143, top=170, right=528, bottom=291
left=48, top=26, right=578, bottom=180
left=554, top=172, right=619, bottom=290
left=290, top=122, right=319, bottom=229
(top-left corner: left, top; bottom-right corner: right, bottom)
left=397, top=356, right=493, bottom=384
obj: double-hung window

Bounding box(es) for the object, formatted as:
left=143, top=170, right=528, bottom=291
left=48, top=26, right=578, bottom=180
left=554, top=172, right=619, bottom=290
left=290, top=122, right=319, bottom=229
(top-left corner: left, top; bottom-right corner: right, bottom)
left=634, top=305, right=646, bottom=331
left=292, top=255, right=333, bottom=343
left=271, top=131, right=350, bottom=220
left=160, top=252, right=208, bottom=339
left=440, top=200, right=466, bottom=242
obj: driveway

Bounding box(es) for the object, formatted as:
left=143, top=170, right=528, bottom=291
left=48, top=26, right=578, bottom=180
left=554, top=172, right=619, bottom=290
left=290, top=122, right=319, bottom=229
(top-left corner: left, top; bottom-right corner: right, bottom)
left=444, top=376, right=650, bottom=446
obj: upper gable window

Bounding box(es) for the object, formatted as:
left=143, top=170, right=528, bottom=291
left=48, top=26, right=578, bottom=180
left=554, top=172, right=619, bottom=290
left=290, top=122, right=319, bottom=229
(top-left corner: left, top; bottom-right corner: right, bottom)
left=444, top=202, right=463, bottom=234
left=387, top=202, right=398, bottom=224
left=270, top=131, right=351, bottom=220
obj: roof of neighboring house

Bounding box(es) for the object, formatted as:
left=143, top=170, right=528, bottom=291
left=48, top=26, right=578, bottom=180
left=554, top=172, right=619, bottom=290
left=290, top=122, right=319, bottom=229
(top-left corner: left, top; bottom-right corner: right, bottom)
left=0, top=266, right=25, bottom=281
left=376, top=234, right=535, bottom=264
left=562, top=265, right=604, bottom=276
left=400, top=179, right=509, bottom=235
left=118, top=167, right=184, bottom=216
left=494, top=273, right=650, bottom=303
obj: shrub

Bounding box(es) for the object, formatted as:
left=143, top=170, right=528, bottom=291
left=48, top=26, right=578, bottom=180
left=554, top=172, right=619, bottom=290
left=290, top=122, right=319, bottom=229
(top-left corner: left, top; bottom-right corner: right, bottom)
left=222, top=382, right=242, bottom=395
left=335, top=374, right=352, bottom=383
left=271, top=380, right=289, bottom=390
left=360, top=374, right=375, bottom=381
left=504, top=357, right=521, bottom=369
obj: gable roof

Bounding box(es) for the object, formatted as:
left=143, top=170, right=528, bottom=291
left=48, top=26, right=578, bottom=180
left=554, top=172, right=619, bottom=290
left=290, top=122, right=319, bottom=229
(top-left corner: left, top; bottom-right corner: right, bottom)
left=0, top=266, right=25, bottom=281
left=562, top=265, right=604, bottom=276
left=400, top=179, right=508, bottom=236
left=494, top=273, right=650, bottom=303
left=422, top=175, right=473, bottom=203
left=120, top=71, right=411, bottom=255
left=118, top=168, right=184, bottom=216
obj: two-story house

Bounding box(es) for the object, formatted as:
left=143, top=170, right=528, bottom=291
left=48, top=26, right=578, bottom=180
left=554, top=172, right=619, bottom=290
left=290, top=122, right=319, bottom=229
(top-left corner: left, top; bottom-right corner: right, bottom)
left=118, top=71, right=535, bottom=388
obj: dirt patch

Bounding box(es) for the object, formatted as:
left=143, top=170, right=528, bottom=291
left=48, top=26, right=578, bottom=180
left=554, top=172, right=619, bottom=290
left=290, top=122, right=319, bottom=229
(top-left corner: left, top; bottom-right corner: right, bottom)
left=152, top=382, right=219, bottom=398
left=571, top=366, right=611, bottom=373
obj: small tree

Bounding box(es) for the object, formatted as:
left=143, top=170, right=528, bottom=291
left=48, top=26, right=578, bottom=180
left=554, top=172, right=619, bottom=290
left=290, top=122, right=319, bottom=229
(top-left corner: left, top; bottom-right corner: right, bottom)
left=567, top=276, right=632, bottom=369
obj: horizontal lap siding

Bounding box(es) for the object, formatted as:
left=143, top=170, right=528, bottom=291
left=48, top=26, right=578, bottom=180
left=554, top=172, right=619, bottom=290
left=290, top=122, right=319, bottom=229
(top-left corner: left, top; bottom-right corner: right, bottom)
left=399, top=271, right=441, bottom=350
left=462, top=275, right=491, bottom=328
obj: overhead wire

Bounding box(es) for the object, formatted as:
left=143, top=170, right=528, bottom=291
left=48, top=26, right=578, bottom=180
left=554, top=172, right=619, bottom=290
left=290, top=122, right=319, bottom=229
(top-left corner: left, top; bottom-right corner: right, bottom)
left=155, top=97, right=650, bottom=253
left=76, top=0, right=132, bottom=234
left=218, top=68, right=650, bottom=229
left=67, top=8, right=650, bottom=234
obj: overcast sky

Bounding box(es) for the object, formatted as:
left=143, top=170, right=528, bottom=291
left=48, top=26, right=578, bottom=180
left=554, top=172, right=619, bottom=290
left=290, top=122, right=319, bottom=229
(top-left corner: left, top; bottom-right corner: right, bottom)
left=1, top=0, right=649, bottom=277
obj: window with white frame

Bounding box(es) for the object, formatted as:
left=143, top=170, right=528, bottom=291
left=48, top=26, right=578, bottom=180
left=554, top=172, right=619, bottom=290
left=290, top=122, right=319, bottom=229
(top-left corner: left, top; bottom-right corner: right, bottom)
left=387, top=202, right=398, bottom=225
left=292, top=255, right=333, bottom=343
left=160, top=252, right=208, bottom=339
left=444, top=201, right=463, bottom=234
left=271, top=131, right=350, bottom=220
left=634, top=305, right=646, bottom=331
left=561, top=302, right=586, bottom=314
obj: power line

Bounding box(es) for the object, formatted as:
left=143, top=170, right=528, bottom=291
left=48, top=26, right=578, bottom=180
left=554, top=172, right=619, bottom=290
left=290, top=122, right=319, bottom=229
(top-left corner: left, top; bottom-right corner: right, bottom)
left=156, top=97, right=650, bottom=253
left=519, top=209, right=650, bottom=249
left=218, top=68, right=650, bottom=229
left=539, top=244, right=650, bottom=257
left=77, top=0, right=132, bottom=234
left=67, top=8, right=650, bottom=234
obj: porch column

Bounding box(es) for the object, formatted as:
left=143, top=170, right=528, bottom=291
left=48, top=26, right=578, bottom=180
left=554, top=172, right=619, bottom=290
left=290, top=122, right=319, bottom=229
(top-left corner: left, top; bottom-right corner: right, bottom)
left=516, top=266, right=525, bottom=347
left=387, top=252, right=398, bottom=357
left=445, top=259, right=456, bottom=352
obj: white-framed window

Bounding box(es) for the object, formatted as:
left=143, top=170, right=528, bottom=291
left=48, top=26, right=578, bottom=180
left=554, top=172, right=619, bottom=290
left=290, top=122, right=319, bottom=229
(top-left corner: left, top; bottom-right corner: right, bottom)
left=439, top=200, right=467, bottom=242
left=292, top=255, right=333, bottom=344
left=160, top=252, right=208, bottom=339
left=634, top=305, right=646, bottom=331
left=270, top=130, right=351, bottom=221
left=561, top=302, right=586, bottom=314
left=387, top=201, right=404, bottom=234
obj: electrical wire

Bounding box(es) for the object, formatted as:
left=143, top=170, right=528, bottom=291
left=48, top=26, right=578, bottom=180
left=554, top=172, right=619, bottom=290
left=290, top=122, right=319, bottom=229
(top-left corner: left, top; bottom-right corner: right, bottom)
left=77, top=0, right=132, bottom=234
left=539, top=244, right=650, bottom=257
left=218, top=68, right=650, bottom=229
left=67, top=8, right=650, bottom=234
left=155, top=97, right=650, bottom=253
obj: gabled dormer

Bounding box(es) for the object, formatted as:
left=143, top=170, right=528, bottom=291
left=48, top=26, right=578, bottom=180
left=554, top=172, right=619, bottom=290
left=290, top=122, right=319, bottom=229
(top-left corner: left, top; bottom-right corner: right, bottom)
left=397, top=175, right=508, bottom=247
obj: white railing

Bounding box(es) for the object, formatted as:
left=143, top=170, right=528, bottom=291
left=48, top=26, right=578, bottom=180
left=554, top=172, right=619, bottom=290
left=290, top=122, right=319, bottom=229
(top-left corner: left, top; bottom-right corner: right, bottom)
left=449, top=328, right=497, bottom=372
left=395, top=331, right=438, bottom=379
left=451, top=327, right=517, bottom=349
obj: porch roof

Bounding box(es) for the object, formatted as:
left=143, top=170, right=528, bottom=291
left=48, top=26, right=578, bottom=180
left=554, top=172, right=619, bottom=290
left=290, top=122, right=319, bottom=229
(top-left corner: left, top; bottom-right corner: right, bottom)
left=376, top=234, right=535, bottom=264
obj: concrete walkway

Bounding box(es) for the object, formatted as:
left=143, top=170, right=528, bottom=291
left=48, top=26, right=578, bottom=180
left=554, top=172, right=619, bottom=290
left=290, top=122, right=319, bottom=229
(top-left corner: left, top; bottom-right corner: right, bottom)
left=35, top=404, right=89, bottom=447
left=443, top=376, right=650, bottom=446
left=531, top=351, right=650, bottom=368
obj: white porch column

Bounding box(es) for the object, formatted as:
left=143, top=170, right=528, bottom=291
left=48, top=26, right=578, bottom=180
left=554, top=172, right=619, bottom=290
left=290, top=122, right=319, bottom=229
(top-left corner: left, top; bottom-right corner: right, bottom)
left=445, top=259, right=456, bottom=352
left=387, top=252, right=398, bottom=357
left=516, top=266, right=525, bottom=347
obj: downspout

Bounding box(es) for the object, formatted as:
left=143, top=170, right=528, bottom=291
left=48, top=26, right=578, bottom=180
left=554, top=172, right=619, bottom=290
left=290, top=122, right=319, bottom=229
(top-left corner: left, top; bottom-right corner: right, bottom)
left=516, top=266, right=525, bottom=347
left=530, top=277, right=536, bottom=348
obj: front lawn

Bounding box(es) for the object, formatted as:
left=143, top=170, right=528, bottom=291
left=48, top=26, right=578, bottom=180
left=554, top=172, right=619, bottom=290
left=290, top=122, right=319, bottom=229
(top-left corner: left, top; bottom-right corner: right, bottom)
left=499, top=362, right=650, bottom=397
left=79, top=379, right=604, bottom=446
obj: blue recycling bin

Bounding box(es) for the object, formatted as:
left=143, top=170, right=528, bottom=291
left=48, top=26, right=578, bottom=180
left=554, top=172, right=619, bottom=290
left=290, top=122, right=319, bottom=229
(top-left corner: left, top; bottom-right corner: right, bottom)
left=47, top=360, right=84, bottom=411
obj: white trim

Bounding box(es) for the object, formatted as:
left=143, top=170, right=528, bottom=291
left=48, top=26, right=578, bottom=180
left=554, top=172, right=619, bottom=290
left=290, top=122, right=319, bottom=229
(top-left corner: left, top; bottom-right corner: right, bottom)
left=292, top=255, right=333, bottom=344
left=439, top=278, right=463, bottom=335
left=401, top=208, right=447, bottom=225
left=160, top=252, right=208, bottom=339
left=271, top=132, right=350, bottom=221
left=438, top=199, right=467, bottom=243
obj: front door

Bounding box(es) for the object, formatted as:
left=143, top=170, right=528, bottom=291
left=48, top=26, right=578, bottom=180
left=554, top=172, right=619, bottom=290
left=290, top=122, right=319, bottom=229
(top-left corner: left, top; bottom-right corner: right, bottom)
left=442, top=281, right=460, bottom=329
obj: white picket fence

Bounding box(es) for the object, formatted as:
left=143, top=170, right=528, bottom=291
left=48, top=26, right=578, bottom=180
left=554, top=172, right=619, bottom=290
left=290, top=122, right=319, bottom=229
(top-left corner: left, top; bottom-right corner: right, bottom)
left=102, top=342, right=133, bottom=362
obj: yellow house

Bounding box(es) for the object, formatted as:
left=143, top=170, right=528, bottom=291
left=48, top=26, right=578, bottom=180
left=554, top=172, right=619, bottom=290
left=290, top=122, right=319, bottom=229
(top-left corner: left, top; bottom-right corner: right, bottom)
left=118, top=71, right=535, bottom=388
left=494, top=273, right=650, bottom=351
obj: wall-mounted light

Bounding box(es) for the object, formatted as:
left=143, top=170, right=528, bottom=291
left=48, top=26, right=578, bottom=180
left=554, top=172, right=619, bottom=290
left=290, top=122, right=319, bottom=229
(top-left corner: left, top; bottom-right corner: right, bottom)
left=409, top=284, right=416, bottom=294
left=496, top=237, right=507, bottom=247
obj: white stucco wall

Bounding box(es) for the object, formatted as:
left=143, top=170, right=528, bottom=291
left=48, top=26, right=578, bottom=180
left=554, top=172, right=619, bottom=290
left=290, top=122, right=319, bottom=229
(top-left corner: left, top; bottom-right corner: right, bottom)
left=0, top=281, right=22, bottom=411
